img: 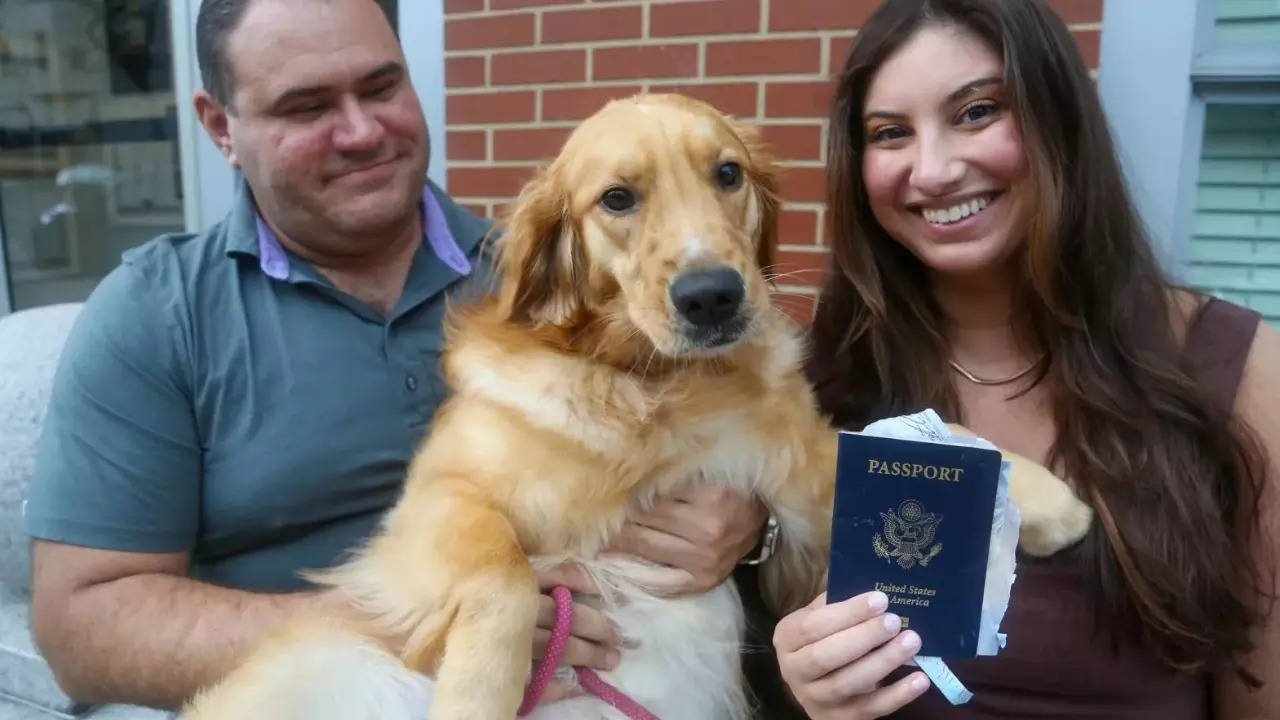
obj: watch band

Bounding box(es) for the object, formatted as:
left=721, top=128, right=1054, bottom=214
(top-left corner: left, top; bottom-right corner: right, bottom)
left=739, top=515, right=779, bottom=566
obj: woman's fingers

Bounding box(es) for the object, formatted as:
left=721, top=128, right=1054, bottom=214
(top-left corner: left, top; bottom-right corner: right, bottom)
left=848, top=671, right=932, bottom=718
left=805, top=628, right=922, bottom=704
left=775, top=590, right=887, bottom=655
left=790, top=611, right=908, bottom=685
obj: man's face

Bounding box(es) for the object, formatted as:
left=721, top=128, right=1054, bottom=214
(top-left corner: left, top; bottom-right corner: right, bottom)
left=222, top=0, right=428, bottom=245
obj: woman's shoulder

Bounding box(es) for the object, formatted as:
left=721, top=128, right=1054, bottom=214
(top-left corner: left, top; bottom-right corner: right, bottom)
left=1169, top=290, right=1262, bottom=356
left=1162, top=290, right=1266, bottom=413
left=1236, top=313, right=1280, bottom=416
left=1168, top=289, right=1259, bottom=341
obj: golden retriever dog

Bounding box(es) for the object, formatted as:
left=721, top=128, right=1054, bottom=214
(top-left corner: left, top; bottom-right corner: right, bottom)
left=183, top=94, right=1091, bottom=720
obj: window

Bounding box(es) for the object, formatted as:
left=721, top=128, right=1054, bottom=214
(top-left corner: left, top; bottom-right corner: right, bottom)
left=0, top=0, right=183, bottom=312
left=1188, top=105, right=1280, bottom=326
left=1100, top=0, right=1280, bottom=328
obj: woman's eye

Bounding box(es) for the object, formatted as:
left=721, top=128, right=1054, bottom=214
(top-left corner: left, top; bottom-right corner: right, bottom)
left=959, top=101, right=999, bottom=124
left=600, top=187, right=637, bottom=214
left=869, top=126, right=908, bottom=144
left=716, top=161, right=743, bottom=190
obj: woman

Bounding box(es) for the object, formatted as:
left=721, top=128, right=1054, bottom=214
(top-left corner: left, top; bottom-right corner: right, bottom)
left=773, top=0, right=1280, bottom=718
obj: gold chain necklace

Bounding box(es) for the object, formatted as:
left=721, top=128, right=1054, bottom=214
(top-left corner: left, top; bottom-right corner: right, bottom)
left=949, top=354, right=1047, bottom=386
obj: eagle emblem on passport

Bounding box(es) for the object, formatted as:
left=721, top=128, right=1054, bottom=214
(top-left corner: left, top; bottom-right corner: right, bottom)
left=873, top=499, right=943, bottom=568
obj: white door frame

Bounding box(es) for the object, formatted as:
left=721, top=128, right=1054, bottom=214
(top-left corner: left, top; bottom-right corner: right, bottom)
left=170, top=0, right=448, bottom=232
left=0, top=215, right=11, bottom=315
left=402, top=0, right=448, bottom=193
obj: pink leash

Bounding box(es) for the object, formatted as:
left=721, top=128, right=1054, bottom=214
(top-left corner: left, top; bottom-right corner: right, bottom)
left=518, top=586, right=661, bottom=719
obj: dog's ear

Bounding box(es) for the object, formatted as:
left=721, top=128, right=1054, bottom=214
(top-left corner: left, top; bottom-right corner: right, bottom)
left=726, top=118, right=781, bottom=274
left=494, top=165, right=586, bottom=326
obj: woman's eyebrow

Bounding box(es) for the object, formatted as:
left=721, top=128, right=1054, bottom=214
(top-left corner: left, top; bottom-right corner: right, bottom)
left=946, top=75, right=1003, bottom=103
left=863, top=109, right=907, bottom=123
left=862, top=75, right=1003, bottom=123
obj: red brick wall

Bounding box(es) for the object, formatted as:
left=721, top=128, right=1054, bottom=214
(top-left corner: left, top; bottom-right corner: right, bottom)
left=443, top=0, right=1103, bottom=323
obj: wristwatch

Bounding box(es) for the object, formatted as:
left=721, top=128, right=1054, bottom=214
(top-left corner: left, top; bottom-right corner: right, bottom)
left=739, top=515, right=780, bottom=566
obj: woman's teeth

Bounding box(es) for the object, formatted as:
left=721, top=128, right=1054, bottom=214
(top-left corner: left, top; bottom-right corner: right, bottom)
left=921, top=195, right=992, bottom=225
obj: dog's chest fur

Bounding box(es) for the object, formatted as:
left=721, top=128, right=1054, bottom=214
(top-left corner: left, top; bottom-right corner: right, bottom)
left=439, top=313, right=810, bottom=557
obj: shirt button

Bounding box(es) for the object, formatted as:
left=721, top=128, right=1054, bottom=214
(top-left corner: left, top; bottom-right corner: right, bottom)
left=405, top=373, right=418, bottom=392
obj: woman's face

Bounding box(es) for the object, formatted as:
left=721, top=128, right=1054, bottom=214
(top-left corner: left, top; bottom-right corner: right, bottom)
left=860, top=23, right=1032, bottom=278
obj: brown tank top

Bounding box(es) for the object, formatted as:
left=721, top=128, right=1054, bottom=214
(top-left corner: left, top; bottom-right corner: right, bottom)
left=738, top=297, right=1262, bottom=720
left=884, top=297, right=1262, bottom=719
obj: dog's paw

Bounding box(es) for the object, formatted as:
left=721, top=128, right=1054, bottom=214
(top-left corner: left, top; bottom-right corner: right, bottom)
left=1018, top=492, right=1092, bottom=556
left=1009, top=459, right=1093, bottom=556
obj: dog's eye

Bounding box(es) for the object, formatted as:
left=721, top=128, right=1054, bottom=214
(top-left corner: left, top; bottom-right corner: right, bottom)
left=600, top=187, right=637, bottom=214
left=716, top=161, right=743, bottom=191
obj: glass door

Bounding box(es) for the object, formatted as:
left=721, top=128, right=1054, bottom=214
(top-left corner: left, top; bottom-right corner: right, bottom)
left=0, top=0, right=184, bottom=312
left=1, top=0, right=440, bottom=316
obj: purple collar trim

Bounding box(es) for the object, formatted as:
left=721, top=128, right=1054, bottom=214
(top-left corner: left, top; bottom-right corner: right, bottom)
left=421, top=184, right=473, bottom=275
left=254, top=186, right=472, bottom=281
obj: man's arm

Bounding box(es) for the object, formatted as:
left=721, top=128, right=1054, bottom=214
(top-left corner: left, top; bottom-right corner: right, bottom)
left=30, top=541, right=330, bottom=710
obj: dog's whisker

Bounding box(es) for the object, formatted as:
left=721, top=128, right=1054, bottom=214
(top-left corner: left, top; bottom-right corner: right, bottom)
left=762, top=269, right=827, bottom=285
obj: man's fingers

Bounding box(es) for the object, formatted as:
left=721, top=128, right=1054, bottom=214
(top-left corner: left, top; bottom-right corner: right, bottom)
left=671, top=482, right=737, bottom=504
left=631, top=499, right=702, bottom=539
left=536, top=563, right=599, bottom=596
left=775, top=591, right=885, bottom=655
left=533, top=628, right=616, bottom=670
left=571, top=602, right=620, bottom=646
left=540, top=678, right=583, bottom=704
left=536, top=595, right=616, bottom=642
left=612, top=522, right=708, bottom=574
left=564, top=634, right=620, bottom=670
left=628, top=565, right=696, bottom=596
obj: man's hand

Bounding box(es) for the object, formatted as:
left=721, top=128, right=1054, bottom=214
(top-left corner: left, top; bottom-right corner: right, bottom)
left=533, top=563, right=620, bottom=670
left=532, top=563, right=622, bottom=705
left=607, top=483, right=768, bottom=595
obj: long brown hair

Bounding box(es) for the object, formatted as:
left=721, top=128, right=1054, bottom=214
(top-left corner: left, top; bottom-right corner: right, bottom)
left=809, top=0, right=1270, bottom=682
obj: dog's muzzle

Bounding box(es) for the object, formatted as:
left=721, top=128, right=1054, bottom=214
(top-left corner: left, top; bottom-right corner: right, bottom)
left=669, top=267, right=748, bottom=347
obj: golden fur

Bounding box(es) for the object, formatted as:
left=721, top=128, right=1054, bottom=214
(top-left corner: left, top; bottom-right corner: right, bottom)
left=183, top=94, right=1091, bottom=720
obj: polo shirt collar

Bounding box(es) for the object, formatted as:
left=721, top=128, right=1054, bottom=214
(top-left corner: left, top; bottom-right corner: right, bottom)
left=224, top=177, right=489, bottom=283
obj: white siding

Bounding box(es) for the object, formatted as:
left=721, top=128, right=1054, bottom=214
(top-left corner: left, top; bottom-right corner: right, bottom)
left=1215, top=0, right=1280, bottom=46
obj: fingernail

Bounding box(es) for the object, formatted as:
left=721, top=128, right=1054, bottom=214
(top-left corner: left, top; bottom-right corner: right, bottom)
left=911, top=673, right=930, bottom=691
left=899, top=630, right=921, bottom=652
left=621, top=637, right=641, bottom=650
left=882, top=613, right=901, bottom=633
left=867, top=591, right=888, bottom=611
left=605, top=650, right=621, bottom=669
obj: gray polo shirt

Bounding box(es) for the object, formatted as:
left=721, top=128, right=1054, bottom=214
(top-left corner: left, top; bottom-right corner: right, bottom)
left=24, top=178, right=492, bottom=591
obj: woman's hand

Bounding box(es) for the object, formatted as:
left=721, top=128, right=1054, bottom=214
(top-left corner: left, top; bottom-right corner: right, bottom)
left=775, top=591, right=931, bottom=719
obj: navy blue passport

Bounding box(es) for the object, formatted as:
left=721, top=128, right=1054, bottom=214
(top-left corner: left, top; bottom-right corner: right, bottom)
left=827, top=431, right=1002, bottom=658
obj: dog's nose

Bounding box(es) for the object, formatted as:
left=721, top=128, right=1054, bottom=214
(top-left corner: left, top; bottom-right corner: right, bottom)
left=670, top=268, right=745, bottom=328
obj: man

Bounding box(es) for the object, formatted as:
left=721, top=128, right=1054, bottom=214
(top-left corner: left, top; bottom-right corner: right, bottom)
left=25, top=0, right=767, bottom=711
